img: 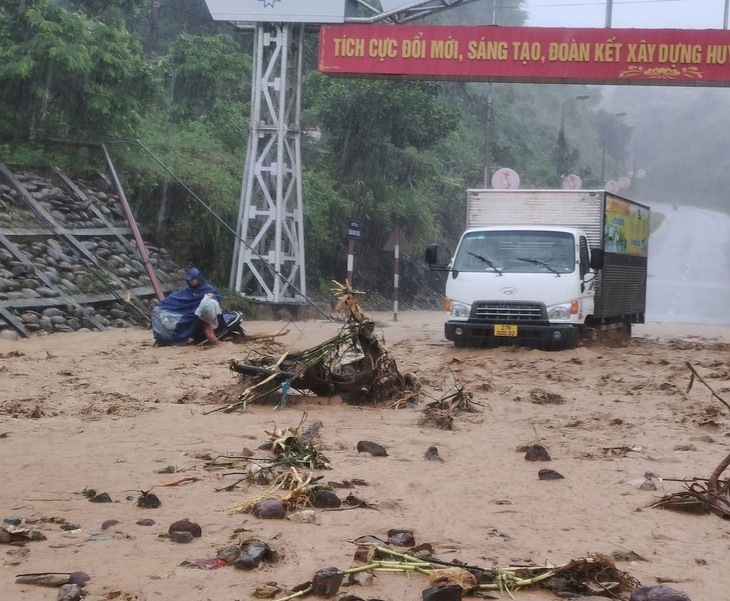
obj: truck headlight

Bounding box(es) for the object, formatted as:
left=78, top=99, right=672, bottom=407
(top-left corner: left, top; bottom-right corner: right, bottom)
left=547, top=303, right=573, bottom=321
left=450, top=301, right=471, bottom=319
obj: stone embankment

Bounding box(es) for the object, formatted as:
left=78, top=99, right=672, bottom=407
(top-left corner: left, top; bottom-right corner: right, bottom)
left=0, top=167, right=185, bottom=340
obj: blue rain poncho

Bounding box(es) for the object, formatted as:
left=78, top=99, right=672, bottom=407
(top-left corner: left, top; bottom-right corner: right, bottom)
left=151, top=268, right=222, bottom=346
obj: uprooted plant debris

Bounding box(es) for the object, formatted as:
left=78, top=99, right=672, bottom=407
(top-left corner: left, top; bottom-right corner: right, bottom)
left=650, top=362, right=730, bottom=519
left=270, top=543, right=641, bottom=601
left=262, top=420, right=330, bottom=469
left=650, top=449, right=730, bottom=518
left=222, top=419, right=377, bottom=516
left=211, top=282, right=419, bottom=413
left=227, top=466, right=338, bottom=516
left=419, top=384, right=482, bottom=429
left=207, top=415, right=330, bottom=492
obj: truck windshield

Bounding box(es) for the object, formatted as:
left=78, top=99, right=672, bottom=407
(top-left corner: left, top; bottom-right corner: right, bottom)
left=453, top=230, right=576, bottom=274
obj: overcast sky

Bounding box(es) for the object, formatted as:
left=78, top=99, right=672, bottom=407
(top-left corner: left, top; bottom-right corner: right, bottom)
left=524, top=0, right=729, bottom=28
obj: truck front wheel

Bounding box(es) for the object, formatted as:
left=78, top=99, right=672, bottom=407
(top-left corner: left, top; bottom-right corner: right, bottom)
left=584, top=317, right=632, bottom=347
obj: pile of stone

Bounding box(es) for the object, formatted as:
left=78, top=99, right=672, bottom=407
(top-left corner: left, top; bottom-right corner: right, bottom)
left=0, top=237, right=183, bottom=298
left=12, top=303, right=134, bottom=334
left=1, top=174, right=127, bottom=228
left=0, top=168, right=187, bottom=339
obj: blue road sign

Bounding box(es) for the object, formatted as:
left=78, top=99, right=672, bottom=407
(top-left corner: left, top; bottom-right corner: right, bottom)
left=347, top=218, right=361, bottom=240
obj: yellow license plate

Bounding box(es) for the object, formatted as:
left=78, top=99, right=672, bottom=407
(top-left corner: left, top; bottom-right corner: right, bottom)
left=494, top=325, right=518, bottom=337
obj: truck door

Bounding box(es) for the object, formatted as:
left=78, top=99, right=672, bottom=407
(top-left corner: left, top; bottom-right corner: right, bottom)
left=580, top=236, right=595, bottom=316
left=579, top=237, right=591, bottom=280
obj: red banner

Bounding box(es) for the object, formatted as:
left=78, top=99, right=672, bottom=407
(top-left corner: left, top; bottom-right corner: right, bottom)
left=318, top=24, right=730, bottom=86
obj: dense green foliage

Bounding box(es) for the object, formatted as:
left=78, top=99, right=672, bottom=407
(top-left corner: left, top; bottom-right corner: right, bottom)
left=302, top=75, right=469, bottom=295
left=1, top=0, right=729, bottom=301
left=0, top=0, right=151, bottom=141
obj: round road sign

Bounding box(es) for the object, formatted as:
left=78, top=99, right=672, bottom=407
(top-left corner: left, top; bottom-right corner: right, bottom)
left=491, top=168, right=520, bottom=190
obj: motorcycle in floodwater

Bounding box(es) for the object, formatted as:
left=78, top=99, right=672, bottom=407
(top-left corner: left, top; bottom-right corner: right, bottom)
left=151, top=308, right=246, bottom=347
left=198, top=311, right=245, bottom=346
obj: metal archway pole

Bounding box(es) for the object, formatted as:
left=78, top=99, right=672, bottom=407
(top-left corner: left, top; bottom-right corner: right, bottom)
left=230, top=22, right=307, bottom=303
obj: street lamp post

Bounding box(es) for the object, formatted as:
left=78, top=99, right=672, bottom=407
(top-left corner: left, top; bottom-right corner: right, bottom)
left=557, top=94, right=589, bottom=186
left=483, top=86, right=494, bottom=188
left=618, top=125, right=635, bottom=181
left=483, top=0, right=502, bottom=188
left=600, top=112, right=626, bottom=182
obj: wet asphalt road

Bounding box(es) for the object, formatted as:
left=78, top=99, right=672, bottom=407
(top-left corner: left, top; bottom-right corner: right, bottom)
left=646, top=203, right=730, bottom=326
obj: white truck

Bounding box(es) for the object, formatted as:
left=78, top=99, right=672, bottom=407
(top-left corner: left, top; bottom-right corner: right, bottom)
left=426, top=189, right=650, bottom=349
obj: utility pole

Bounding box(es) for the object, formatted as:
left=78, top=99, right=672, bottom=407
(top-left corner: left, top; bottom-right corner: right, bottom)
left=147, top=0, right=160, bottom=56
left=483, top=88, right=493, bottom=188
left=600, top=112, right=626, bottom=182
left=557, top=95, right=589, bottom=186
left=557, top=108, right=567, bottom=185
left=483, top=0, right=502, bottom=188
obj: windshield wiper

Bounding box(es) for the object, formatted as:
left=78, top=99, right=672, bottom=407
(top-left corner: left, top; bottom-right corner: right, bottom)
left=516, top=257, right=561, bottom=276
left=468, top=252, right=503, bottom=276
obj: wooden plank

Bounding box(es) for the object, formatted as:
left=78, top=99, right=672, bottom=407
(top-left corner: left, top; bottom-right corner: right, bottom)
left=0, top=297, right=70, bottom=309
left=0, top=229, right=58, bottom=238
left=0, top=228, right=133, bottom=238
left=74, top=285, right=177, bottom=305
left=0, top=306, right=30, bottom=337
left=51, top=166, right=88, bottom=202
left=0, top=285, right=176, bottom=311
left=70, top=228, right=134, bottom=237
left=59, top=233, right=124, bottom=286
left=51, top=167, right=140, bottom=255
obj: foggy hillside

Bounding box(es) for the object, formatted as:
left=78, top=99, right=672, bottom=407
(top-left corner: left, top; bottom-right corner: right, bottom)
left=604, top=86, right=730, bottom=211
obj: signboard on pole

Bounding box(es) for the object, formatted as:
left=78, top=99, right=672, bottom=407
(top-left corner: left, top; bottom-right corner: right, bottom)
left=346, top=217, right=361, bottom=286
left=491, top=168, right=520, bottom=190
left=320, top=24, right=730, bottom=86
left=347, top=218, right=362, bottom=240
left=205, top=0, right=346, bottom=23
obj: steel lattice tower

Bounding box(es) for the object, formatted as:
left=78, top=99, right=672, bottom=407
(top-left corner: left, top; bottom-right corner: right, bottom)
left=230, top=22, right=306, bottom=303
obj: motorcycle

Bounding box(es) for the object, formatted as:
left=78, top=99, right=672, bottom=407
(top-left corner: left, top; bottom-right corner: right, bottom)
left=198, top=311, right=245, bottom=346
left=151, top=308, right=246, bottom=347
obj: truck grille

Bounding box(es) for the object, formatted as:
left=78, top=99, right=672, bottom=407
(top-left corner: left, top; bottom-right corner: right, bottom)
left=472, top=301, right=546, bottom=322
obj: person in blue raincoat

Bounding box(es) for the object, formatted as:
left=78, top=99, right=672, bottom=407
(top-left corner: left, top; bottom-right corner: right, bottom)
left=151, top=267, right=222, bottom=346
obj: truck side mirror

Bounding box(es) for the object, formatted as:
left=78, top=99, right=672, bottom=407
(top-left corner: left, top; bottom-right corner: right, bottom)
left=425, top=243, right=453, bottom=271
left=425, top=243, right=439, bottom=265
left=589, top=248, right=604, bottom=270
